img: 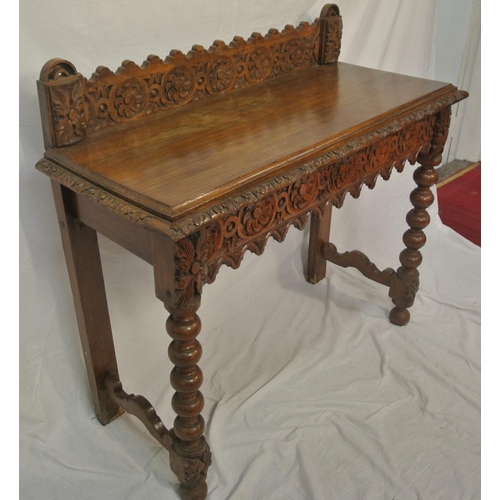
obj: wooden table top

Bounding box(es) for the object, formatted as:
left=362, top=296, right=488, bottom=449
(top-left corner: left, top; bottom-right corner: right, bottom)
left=45, top=62, right=455, bottom=221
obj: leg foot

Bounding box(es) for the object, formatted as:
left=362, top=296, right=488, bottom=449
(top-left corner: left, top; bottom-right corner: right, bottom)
left=179, top=483, right=208, bottom=500
left=170, top=438, right=211, bottom=500
left=389, top=306, right=410, bottom=326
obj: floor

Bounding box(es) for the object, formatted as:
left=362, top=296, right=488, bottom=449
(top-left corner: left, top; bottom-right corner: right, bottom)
left=435, top=159, right=481, bottom=246
left=436, top=159, right=476, bottom=182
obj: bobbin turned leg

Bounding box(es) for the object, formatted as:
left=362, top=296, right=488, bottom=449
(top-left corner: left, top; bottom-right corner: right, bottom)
left=151, top=235, right=212, bottom=500
left=166, top=298, right=211, bottom=500
left=389, top=107, right=451, bottom=326
left=388, top=153, right=440, bottom=326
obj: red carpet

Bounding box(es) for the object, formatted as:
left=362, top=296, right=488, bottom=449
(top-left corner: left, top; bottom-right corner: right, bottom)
left=437, top=163, right=481, bottom=246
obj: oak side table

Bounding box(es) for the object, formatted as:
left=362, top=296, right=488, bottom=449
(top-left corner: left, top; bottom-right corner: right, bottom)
left=35, top=5, right=467, bottom=499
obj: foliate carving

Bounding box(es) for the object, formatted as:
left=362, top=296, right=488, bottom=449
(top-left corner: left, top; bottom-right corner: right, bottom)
left=168, top=109, right=453, bottom=308
left=269, top=27, right=319, bottom=79
left=37, top=93, right=462, bottom=244
left=324, top=19, right=342, bottom=62
left=367, top=136, right=395, bottom=171
left=50, top=79, right=87, bottom=146
left=166, top=94, right=463, bottom=239
left=174, top=224, right=222, bottom=306
left=38, top=59, right=89, bottom=148
left=422, top=106, right=452, bottom=160
left=38, top=112, right=453, bottom=311
left=281, top=38, right=306, bottom=71
left=397, top=271, right=420, bottom=303
left=175, top=238, right=209, bottom=307
left=169, top=446, right=212, bottom=486
left=336, top=156, right=357, bottom=188
left=319, top=4, right=342, bottom=64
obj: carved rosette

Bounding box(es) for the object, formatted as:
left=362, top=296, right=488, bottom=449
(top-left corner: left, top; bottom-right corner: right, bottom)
left=270, top=30, right=319, bottom=79
left=247, top=48, right=273, bottom=82
left=240, top=193, right=277, bottom=236
left=37, top=88, right=465, bottom=248
left=162, top=66, right=196, bottom=105
left=110, top=78, right=147, bottom=121
left=289, top=173, right=320, bottom=212
left=164, top=108, right=456, bottom=319
left=208, top=56, right=236, bottom=93
left=281, top=38, right=306, bottom=71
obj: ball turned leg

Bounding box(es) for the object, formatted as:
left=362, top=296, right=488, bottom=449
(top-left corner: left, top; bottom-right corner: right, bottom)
left=389, top=154, right=440, bottom=326
left=166, top=300, right=211, bottom=500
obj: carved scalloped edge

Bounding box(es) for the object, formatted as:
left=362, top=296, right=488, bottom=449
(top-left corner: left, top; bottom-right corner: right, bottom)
left=38, top=14, right=328, bottom=146
left=172, top=91, right=466, bottom=235
left=87, top=20, right=320, bottom=83
left=176, top=156, right=406, bottom=305
left=36, top=91, right=465, bottom=244
left=105, top=376, right=174, bottom=450
left=172, top=142, right=414, bottom=307
left=175, top=98, right=459, bottom=302
left=201, top=159, right=407, bottom=288
left=205, top=210, right=313, bottom=286
left=42, top=6, right=344, bottom=83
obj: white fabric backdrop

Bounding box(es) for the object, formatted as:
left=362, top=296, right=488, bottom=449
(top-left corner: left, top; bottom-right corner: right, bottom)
left=20, top=1, right=480, bottom=499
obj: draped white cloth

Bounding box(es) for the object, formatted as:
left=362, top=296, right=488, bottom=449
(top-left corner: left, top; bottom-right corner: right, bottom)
left=20, top=1, right=480, bottom=498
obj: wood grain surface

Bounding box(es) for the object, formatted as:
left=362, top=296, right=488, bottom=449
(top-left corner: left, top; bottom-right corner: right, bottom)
left=45, top=63, right=456, bottom=221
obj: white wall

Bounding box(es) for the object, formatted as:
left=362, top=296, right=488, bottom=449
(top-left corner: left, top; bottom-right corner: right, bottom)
left=435, top=0, right=481, bottom=163
left=435, top=0, right=474, bottom=85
